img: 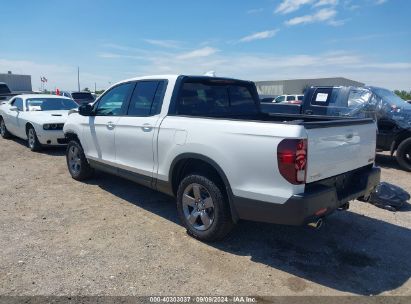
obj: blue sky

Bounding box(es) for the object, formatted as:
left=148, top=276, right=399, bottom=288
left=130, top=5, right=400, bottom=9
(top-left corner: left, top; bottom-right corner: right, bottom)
left=0, top=0, right=410, bottom=91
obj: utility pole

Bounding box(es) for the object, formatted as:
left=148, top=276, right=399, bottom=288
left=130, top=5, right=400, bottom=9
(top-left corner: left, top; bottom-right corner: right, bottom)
left=94, top=82, right=96, bottom=93
left=77, top=67, right=80, bottom=91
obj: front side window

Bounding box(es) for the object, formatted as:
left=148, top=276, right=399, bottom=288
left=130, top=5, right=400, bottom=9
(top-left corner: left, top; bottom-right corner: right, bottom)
left=275, top=96, right=285, bottom=103
left=12, top=98, right=24, bottom=111
left=94, top=83, right=133, bottom=116
left=127, top=81, right=166, bottom=116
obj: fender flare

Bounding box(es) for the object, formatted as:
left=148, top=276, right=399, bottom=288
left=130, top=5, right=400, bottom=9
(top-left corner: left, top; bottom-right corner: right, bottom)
left=168, top=153, right=239, bottom=222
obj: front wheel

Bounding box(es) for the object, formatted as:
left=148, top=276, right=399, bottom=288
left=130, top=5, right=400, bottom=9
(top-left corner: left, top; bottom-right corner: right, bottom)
left=396, top=138, right=411, bottom=172
left=27, top=126, right=42, bottom=151
left=176, top=174, right=234, bottom=242
left=0, top=117, right=12, bottom=139
left=66, top=140, right=94, bottom=180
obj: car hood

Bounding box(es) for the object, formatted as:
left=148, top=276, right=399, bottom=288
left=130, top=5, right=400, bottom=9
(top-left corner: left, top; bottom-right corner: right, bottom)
left=27, top=110, right=71, bottom=123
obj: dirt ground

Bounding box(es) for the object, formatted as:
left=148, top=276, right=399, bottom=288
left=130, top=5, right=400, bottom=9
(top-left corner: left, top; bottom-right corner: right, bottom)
left=0, top=137, right=410, bottom=296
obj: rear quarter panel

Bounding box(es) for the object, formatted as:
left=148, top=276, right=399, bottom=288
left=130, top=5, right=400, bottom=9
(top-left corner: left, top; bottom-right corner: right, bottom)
left=157, top=116, right=306, bottom=204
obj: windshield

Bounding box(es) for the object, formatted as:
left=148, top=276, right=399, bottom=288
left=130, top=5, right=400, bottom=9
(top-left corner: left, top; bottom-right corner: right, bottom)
left=372, top=88, right=409, bottom=108
left=0, top=84, right=11, bottom=94
left=71, top=92, right=94, bottom=100
left=26, top=98, right=78, bottom=111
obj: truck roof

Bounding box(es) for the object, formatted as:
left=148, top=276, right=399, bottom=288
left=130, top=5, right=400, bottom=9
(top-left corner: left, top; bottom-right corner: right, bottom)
left=113, top=74, right=252, bottom=87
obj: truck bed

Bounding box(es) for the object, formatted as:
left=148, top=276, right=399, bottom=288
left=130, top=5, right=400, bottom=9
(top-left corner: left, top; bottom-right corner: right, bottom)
left=188, top=112, right=374, bottom=129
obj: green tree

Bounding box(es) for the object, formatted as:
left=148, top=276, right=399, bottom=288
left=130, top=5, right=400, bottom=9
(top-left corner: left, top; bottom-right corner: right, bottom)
left=394, top=90, right=411, bottom=100
left=83, top=87, right=90, bottom=92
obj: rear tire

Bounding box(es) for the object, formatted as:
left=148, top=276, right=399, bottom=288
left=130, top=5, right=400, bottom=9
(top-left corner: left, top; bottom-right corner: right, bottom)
left=27, top=126, right=42, bottom=151
left=66, top=140, right=94, bottom=180
left=396, top=138, right=411, bottom=172
left=0, top=117, right=12, bottom=139
left=176, top=174, right=234, bottom=242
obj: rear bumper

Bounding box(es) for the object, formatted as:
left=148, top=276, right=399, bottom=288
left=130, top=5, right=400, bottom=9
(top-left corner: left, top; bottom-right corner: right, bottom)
left=232, top=166, right=381, bottom=226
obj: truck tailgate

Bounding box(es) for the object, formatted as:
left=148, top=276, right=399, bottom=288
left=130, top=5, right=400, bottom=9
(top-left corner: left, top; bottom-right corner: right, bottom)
left=305, top=120, right=376, bottom=183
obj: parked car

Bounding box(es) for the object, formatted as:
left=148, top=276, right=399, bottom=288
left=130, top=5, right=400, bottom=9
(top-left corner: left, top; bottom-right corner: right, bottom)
left=0, top=95, right=78, bottom=151
left=0, top=82, right=20, bottom=102
left=60, top=91, right=95, bottom=105
left=63, top=75, right=380, bottom=241
left=273, top=94, right=304, bottom=104
left=261, top=86, right=411, bottom=171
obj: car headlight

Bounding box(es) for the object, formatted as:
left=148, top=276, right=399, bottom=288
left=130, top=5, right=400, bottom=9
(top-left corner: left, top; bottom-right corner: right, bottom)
left=43, top=123, right=64, bottom=130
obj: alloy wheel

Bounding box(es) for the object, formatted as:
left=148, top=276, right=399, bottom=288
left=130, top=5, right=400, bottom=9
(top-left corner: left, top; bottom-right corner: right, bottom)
left=0, top=120, right=5, bottom=136
left=28, top=128, right=36, bottom=148
left=182, top=183, right=215, bottom=231
left=68, top=145, right=81, bottom=175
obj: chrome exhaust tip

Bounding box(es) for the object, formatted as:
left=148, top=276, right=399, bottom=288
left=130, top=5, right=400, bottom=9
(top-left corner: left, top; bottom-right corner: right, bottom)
left=307, top=218, right=323, bottom=229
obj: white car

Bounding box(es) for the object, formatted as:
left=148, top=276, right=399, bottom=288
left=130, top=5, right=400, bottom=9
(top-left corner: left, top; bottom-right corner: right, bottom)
left=0, top=94, right=78, bottom=151
left=274, top=94, right=304, bottom=104
left=64, top=75, right=380, bottom=241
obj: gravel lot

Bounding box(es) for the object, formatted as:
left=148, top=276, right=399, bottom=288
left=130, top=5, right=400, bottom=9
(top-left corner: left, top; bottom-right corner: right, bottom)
left=1, top=137, right=410, bottom=296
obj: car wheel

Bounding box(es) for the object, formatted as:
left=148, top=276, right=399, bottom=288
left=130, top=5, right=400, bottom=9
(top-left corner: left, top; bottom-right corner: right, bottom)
left=176, top=174, right=234, bottom=242
left=27, top=126, right=42, bottom=151
left=66, top=140, right=94, bottom=180
left=396, top=138, right=411, bottom=172
left=0, top=117, right=12, bottom=139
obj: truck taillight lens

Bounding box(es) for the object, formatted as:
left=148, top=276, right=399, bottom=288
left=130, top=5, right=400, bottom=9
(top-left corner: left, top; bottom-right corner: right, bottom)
left=277, top=139, right=307, bottom=185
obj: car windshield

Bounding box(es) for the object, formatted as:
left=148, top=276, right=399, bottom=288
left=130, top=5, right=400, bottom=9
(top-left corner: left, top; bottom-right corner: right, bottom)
left=0, top=84, right=11, bottom=94
left=372, top=88, right=409, bottom=108
left=71, top=92, right=94, bottom=100
left=26, top=98, right=78, bottom=111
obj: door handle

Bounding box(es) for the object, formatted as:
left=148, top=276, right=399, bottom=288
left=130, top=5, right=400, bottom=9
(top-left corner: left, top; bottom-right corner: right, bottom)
left=142, top=123, right=153, bottom=132
left=305, top=110, right=313, bottom=115
left=106, top=121, right=115, bottom=130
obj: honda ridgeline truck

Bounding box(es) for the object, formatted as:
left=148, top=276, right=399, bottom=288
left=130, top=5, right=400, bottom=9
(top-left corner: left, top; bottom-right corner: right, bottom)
left=63, top=75, right=380, bottom=241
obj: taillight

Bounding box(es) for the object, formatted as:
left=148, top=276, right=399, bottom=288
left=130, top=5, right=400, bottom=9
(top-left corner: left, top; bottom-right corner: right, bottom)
left=277, top=139, right=307, bottom=184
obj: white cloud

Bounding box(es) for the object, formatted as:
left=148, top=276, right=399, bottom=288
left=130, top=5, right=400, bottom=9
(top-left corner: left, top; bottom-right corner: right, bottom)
left=176, top=47, right=219, bottom=60
left=144, top=39, right=181, bottom=49
left=285, top=8, right=337, bottom=25
left=275, top=0, right=314, bottom=14
left=314, top=0, right=339, bottom=7
left=375, top=0, right=387, bottom=4
left=2, top=47, right=410, bottom=92
left=120, top=50, right=411, bottom=90
left=239, top=29, right=279, bottom=42
left=0, top=59, right=112, bottom=91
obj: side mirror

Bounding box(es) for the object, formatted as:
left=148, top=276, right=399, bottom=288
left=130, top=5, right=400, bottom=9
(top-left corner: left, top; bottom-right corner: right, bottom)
left=79, top=104, right=93, bottom=116
left=9, top=106, right=18, bottom=111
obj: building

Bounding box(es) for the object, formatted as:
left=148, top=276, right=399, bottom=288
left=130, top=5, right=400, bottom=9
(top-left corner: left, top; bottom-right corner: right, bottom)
left=0, top=71, right=32, bottom=92
left=255, top=77, right=365, bottom=97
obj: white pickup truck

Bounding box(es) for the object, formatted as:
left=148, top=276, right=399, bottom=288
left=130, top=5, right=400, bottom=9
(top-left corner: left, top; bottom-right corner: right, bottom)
left=63, top=75, right=380, bottom=241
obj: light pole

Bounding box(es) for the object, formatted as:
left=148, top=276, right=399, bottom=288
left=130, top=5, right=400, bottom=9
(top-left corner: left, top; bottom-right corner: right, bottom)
left=77, top=67, right=80, bottom=91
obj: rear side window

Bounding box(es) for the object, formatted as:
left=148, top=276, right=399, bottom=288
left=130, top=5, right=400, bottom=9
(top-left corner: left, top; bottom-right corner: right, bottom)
left=286, top=96, right=296, bottom=101
left=297, top=95, right=303, bottom=101
left=127, top=80, right=167, bottom=116
left=177, top=80, right=257, bottom=116
left=310, top=88, right=334, bottom=106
